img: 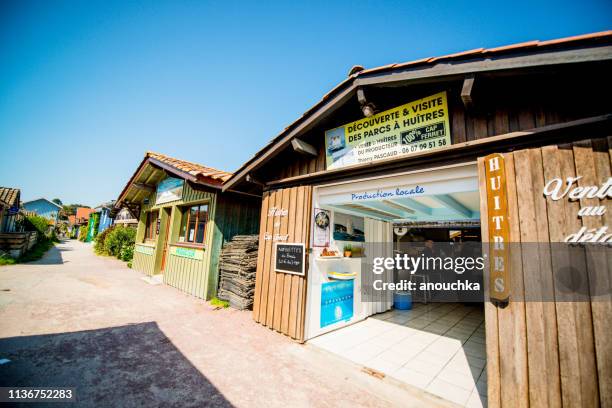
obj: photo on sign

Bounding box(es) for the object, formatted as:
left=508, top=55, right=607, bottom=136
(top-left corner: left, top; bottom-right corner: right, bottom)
left=156, top=177, right=184, bottom=205
left=313, top=208, right=331, bottom=247
left=274, top=242, right=305, bottom=275
left=333, top=212, right=364, bottom=242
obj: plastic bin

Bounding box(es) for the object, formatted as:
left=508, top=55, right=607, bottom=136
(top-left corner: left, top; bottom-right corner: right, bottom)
left=393, top=291, right=413, bottom=310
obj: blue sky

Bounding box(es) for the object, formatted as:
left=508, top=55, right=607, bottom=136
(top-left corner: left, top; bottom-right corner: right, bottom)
left=1, top=1, right=611, bottom=206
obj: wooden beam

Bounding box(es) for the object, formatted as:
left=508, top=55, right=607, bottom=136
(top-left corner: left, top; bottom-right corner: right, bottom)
left=355, top=45, right=612, bottom=87
left=431, top=194, right=472, bottom=218
left=265, top=114, right=612, bottom=189
left=357, top=202, right=405, bottom=218
left=133, top=182, right=155, bottom=192
left=382, top=199, right=416, bottom=215
left=461, top=74, right=475, bottom=109
left=291, top=138, right=318, bottom=157
left=245, top=174, right=265, bottom=187
left=328, top=204, right=395, bottom=221
left=393, top=197, right=432, bottom=215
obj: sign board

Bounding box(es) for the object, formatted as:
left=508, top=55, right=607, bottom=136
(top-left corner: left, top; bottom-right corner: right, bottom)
left=170, top=245, right=204, bottom=260
left=274, top=242, right=305, bottom=275
left=135, top=244, right=155, bottom=256
left=320, top=280, right=354, bottom=328
left=325, top=92, right=451, bottom=170
left=484, top=153, right=510, bottom=302
left=313, top=208, right=330, bottom=247
left=156, top=177, right=184, bottom=205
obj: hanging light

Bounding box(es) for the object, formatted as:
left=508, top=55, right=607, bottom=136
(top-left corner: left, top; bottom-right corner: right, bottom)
left=357, top=87, right=376, bottom=117
left=361, top=103, right=376, bottom=117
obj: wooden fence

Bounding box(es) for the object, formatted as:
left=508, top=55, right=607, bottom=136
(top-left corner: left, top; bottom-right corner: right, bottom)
left=478, top=138, right=611, bottom=407
left=0, top=231, right=38, bottom=257
left=253, top=186, right=312, bottom=342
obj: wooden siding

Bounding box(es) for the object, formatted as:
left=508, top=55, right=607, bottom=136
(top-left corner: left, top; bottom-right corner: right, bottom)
left=257, top=73, right=612, bottom=184
left=253, top=186, right=312, bottom=341
left=162, top=185, right=217, bottom=299
left=208, top=193, right=261, bottom=299
left=478, top=139, right=612, bottom=407
left=134, top=180, right=261, bottom=300
left=133, top=244, right=156, bottom=276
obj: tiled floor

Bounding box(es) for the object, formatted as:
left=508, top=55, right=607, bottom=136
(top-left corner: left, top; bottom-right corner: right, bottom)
left=308, top=303, right=487, bottom=407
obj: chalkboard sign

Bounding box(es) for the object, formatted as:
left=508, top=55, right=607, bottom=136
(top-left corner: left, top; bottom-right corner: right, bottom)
left=274, top=243, right=305, bottom=275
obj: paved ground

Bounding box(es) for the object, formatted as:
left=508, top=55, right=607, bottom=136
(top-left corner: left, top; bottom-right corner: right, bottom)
left=0, top=240, right=453, bottom=408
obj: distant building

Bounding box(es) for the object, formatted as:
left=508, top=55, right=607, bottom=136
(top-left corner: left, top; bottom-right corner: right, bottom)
left=112, top=207, right=138, bottom=227
left=0, top=187, right=21, bottom=233
left=22, top=198, right=62, bottom=225
left=0, top=187, right=37, bottom=257
left=72, top=207, right=94, bottom=238
left=75, top=207, right=94, bottom=225
left=93, top=201, right=116, bottom=234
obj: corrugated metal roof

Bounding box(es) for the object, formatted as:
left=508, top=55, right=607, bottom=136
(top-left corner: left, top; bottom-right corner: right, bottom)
left=0, top=187, right=20, bottom=208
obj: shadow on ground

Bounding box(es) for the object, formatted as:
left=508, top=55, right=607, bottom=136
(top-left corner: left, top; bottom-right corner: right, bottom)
left=26, top=241, right=74, bottom=266
left=0, top=322, right=233, bottom=407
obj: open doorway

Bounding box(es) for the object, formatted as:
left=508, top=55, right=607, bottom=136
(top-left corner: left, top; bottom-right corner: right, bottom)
left=306, top=163, right=487, bottom=407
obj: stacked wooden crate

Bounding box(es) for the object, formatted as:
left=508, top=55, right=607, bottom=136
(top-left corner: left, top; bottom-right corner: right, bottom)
left=217, top=235, right=259, bottom=310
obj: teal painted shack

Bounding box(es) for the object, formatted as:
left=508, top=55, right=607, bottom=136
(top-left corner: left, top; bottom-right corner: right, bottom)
left=113, top=152, right=260, bottom=300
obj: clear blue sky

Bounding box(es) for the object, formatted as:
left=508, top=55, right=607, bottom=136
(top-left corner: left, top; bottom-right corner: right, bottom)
left=1, top=0, right=610, bottom=206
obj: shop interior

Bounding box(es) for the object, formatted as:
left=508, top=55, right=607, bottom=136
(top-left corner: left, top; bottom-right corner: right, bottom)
left=306, top=164, right=487, bottom=407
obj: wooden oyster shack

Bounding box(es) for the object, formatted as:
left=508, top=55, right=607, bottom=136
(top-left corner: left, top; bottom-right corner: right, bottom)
left=222, top=32, right=612, bottom=407
left=113, top=152, right=260, bottom=300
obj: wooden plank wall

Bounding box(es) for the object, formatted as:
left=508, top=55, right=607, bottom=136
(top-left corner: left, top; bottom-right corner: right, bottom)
left=132, top=245, right=156, bottom=276
left=252, top=186, right=312, bottom=341
left=265, top=83, right=608, bottom=182
left=208, top=193, right=261, bottom=299
left=478, top=138, right=612, bottom=407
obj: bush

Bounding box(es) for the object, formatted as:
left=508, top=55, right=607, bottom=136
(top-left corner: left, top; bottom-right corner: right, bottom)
left=21, top=215, right=58, bottom=244
left=78, top=226, right=88, bottom=242
left=94, top=225, right=115, bottom=254
left=95, top=226, right=136, bottom=264
left=23, top=215, right=50, bottom=236
left=0, top=252, right=16, bottom=266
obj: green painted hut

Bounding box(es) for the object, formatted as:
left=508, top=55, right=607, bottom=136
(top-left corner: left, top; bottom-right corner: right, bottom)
left=113, top=152, right=260, bottom=300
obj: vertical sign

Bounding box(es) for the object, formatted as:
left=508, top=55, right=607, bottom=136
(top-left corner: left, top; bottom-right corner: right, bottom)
left=484, top=153, right=511, bottom=302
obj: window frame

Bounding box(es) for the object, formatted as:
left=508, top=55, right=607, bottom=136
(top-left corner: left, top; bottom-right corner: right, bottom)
left=144, top=210, right=159, bottom=242
left=178, top=203, right=209, bottom=247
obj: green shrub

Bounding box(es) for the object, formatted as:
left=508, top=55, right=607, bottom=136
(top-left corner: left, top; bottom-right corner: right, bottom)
left=103, top=227, right=136, bottom=262
left=0, top=252, right=16, bottom=266
left=23, top=215, right=50, bottom=236
left=78, top=226, right=88, bottom=242
left=94, top=225, right=115, bottom=254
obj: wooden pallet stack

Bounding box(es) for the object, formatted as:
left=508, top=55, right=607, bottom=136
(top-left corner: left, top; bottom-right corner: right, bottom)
left=217, top=235, right=259, bottom=310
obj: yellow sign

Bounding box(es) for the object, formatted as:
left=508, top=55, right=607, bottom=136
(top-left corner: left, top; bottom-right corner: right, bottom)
left=325, top=92, right=451, bottom=169
left=484, top=153, right=510, bottom=303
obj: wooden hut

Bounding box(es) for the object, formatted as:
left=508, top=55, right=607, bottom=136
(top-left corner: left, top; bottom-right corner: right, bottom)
left=113, top=152, right=260, bottom=300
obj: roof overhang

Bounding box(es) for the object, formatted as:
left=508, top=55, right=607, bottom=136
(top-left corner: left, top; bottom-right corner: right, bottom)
left=223, top=41, right=612, bottom=192
left=114, top=156, right=224, bottom=213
